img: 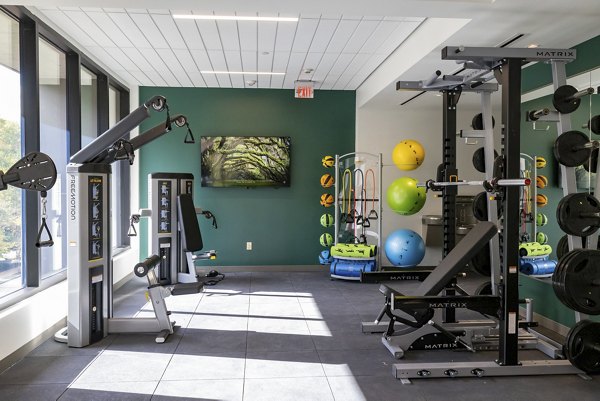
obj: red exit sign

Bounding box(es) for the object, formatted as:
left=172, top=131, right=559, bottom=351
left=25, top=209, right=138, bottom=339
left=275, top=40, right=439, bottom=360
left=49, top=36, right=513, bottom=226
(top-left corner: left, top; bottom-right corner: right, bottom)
left=295, top=81, right=314, bottom=98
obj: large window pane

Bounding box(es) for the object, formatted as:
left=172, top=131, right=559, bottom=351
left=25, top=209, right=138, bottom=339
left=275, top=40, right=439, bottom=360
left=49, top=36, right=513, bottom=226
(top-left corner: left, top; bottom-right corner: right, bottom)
left=0, top=11, right=22, bottom=296
left=80, top=66, right=97, bottom=148
left=39, top=38, right=67, bottom=279
left=109, top=86, right=123, bottom=249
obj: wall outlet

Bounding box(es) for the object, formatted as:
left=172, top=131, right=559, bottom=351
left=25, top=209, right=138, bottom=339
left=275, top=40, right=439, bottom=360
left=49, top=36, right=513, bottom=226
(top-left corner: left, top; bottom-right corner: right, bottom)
left=246, top=242, right=252, bottom=251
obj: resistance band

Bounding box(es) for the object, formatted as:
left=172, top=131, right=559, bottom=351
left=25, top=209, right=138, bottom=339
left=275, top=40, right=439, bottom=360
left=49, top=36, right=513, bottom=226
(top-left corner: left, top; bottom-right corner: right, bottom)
left=365, top=168, right=378, bottom=219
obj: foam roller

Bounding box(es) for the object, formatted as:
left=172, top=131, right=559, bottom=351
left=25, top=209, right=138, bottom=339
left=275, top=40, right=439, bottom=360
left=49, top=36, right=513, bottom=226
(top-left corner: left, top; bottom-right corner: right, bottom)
left=330, top=243, right=377, bottom=258
left=520, top=259, right=557, bottom=275
left=330, top=258, right=377, bottom=277
left=519, top=242, right=552, bottom=257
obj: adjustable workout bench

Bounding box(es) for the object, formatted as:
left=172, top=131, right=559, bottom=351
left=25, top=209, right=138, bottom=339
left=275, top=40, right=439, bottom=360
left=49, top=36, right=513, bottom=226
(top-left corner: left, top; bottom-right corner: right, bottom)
left=363, top=222, right=539, bottom=358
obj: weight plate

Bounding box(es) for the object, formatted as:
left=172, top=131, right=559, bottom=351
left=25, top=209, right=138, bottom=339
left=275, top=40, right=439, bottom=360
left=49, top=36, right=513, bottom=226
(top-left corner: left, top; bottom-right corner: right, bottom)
left=472, top=191, right=502, bottom=222
left=590, top=115, right=600, bottom=135
left=557, top=235, right=570, bottom=260
left=556, top=192, right=600, bottom=236
left=493, top=155, right=504, bottom=179
left=472, top=147, right=499, bottom=173
left=564, top=320, right=600, bottom=373
left=552, top=249, right=582, bottom=310
left=583, top=148, right=598, bottom=173
left=553, top=85, right=581, bottom=114
left=554, top=130, right=591, bottom=167
left=472, top=113, right=496, bottom=130
left=470, top=244, right=491, bottom=276
left=561, top=249, right=600, bottom=314
left=474, top=281, right=492, bottom=295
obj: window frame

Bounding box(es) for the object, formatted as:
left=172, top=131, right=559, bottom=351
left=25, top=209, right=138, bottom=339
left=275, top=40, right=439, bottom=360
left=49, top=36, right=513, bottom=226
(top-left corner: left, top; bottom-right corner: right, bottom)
left=0, top=5, right=131, bottom=294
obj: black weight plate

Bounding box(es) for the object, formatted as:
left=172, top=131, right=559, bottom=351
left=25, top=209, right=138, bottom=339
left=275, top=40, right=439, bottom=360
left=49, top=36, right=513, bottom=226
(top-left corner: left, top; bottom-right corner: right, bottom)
left=472, top=113, right=496, bottom=130
left=589, top=115, right=600, bottom=135
left=554, top=130, right=591, bottom=167
left=493, top=155, right=504, bottom=179
left=557, top=235, right=570, bottom=260
left=470, top=244, right=491, bottom=276
left=565, top=320, right=600, bottom=373
left=558, top=250, right=583, bottom=311
left=472, top=147, right=499, bottom=173
left=563, top=249, right=600, bottom=314
left=553, top=85, right=581, bottom=114
left=552, top=249, right=582, bottom=310
left=472, top=191, right=502, bottom=222
left=584, top=148, right=598, bottom=173
left=556, top=192, right=600, bottom=236
left=474, top=281, right=492, bottom=295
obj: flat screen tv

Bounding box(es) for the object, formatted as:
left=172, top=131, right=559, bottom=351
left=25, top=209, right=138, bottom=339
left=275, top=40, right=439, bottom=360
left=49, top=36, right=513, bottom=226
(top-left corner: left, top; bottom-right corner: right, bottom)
left=201, top=136, right=291, bottom=187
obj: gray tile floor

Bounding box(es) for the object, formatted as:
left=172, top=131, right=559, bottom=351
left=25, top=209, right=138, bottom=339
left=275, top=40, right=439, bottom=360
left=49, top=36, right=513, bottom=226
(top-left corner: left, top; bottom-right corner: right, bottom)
left=1, top=270, right=600, bottom=400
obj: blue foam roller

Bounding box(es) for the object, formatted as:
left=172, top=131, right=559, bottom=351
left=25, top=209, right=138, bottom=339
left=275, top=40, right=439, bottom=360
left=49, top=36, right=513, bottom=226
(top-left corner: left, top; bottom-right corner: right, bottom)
left=520, top=259, right=557, bottom=275
left=330, top=258, right=377, bottom=277
left=520, top=255, right=548, bottom=267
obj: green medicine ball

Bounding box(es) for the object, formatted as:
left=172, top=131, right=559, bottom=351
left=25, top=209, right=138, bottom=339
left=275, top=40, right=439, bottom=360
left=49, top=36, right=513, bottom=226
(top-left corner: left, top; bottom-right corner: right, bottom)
left=536, top=213, right=548, bottom=226
left=386, top=176, right=427, bottom=216
left=320, top=213, right=334, bottom=227
left=320, top=233, right=333, bottom=247
left=536, top=232, right=548, bottom=245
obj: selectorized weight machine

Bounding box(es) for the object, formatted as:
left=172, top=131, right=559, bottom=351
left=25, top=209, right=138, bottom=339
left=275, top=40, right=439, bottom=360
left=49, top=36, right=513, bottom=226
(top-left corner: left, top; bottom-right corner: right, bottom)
left=58, top=95, right=196, bottom=347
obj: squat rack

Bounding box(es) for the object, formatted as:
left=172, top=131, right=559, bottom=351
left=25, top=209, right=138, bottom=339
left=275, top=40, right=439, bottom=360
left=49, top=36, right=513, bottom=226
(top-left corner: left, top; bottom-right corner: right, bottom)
left=392, top=46, right=585, bottom=380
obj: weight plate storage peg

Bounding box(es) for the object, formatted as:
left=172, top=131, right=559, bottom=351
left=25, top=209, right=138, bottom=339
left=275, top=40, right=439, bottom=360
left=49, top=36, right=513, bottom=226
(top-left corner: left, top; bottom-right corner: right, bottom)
left=553, top=130, right=597, bottom=167
left=552, top=249, right=600, bottom=315
left=556, top=192, right=600, bottom=236
left=564, top=320, right=600, bottom=374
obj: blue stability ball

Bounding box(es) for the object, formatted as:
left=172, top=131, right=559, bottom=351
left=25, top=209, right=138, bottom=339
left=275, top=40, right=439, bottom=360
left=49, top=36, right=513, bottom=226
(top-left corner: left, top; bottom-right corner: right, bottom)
left=384, top=229, right=426, bottom=267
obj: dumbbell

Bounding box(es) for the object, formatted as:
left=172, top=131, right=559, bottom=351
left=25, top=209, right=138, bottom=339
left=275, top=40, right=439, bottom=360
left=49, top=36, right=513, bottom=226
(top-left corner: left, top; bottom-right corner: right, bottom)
left=553, top=130, right=599, bottom=167
left=553, top=85, right=594, bottom=114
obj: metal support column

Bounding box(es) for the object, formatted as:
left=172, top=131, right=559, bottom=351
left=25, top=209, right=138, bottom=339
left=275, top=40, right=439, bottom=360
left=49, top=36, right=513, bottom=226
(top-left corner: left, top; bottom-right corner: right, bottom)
left=498, top=58, right=521, bottom=366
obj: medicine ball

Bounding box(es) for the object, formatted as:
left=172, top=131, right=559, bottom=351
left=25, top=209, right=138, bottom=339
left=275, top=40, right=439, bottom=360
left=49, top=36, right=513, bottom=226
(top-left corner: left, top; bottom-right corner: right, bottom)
left=322, top=155, right=335, bottom=168
left=536, top=156, right=547, bottom=169
left=320, top=193, right=334, bottom=207
left=536, top=232, right=548, bottom=245
left=320, top=173, right=334, bottom=188
left=320, top=233, right=333, bottom=247
left=536, top=213, right=548, bottom=226
left=536, top=175, right=548, bottom=189
left=536, top=194, right=548, bottom=207
left=320, top=213, right=334, bottom=227
left=392, top=140, right=425, bottom=171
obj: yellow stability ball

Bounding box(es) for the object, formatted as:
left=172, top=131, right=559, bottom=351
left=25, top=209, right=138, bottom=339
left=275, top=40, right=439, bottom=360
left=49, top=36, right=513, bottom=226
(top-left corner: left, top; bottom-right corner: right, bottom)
left=392, top=140, right=425, bottom=171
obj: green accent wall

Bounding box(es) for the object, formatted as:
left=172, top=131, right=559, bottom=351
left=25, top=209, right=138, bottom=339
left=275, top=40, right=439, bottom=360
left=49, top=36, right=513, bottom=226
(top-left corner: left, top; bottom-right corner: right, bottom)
left=138, top=87, right=355, bottom=266
left=519, top=34, right=600, bottom=326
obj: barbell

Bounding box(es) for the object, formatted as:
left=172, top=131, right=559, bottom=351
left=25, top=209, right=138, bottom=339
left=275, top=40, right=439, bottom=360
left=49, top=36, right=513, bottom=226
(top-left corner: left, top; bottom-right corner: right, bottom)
left=422, top=177, right=529, bottom=192
left=554, top=130, right=599, bottom=167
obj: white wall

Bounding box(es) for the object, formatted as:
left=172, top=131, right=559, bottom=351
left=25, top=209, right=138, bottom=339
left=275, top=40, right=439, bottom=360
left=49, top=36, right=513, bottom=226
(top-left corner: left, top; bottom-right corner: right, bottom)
left=356, top=94, right=501, bottom=266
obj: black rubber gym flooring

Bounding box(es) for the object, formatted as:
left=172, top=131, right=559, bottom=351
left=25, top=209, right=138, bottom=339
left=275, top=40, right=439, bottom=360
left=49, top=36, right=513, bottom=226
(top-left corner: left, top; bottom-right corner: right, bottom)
left=0, top=269, right=598, bottom=400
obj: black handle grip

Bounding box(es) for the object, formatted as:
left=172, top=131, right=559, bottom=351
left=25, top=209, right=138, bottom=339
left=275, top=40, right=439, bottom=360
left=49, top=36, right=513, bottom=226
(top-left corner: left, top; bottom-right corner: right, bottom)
left=35, top=240, right=54, bottom=248
left=133, top=254, right=162, bottom=277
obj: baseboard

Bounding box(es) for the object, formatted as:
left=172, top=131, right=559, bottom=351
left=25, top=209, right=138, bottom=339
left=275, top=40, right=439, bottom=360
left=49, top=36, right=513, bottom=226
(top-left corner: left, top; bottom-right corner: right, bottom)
left=0, top=317, right=67, bottom=374
left=114, top=272, right=134, bottom=291
left=196, top=264, right=324, bottom=273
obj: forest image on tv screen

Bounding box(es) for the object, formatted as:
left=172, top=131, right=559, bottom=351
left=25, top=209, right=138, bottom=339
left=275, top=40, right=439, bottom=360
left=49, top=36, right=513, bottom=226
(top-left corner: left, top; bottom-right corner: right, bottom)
left=201, top=136, right=291, bottom=187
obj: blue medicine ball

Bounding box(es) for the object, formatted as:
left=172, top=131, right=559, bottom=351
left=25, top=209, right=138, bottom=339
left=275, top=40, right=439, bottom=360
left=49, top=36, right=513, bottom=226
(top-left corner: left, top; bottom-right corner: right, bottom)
left=384, top=229, right=425, bottom=267
left=319, top=250, right=333, bottom=264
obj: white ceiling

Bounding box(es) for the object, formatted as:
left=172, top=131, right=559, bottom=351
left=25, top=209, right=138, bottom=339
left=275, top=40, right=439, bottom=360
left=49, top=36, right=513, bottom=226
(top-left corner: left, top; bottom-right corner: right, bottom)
left=16, top=0, right=600, bottom=108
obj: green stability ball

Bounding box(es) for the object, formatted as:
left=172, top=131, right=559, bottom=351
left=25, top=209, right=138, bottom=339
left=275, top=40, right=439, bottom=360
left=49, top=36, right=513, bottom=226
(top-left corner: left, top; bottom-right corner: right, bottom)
left=386, top=177, right=427, bottom=216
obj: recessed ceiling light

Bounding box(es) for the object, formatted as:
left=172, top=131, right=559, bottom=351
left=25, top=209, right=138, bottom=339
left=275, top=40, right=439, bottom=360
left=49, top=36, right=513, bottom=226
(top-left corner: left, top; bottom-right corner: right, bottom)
left=201, top=71, right=285, bottom=75
left=173, top=14, right=298, bottom=22
left=527, top=43, right=539, bottom=48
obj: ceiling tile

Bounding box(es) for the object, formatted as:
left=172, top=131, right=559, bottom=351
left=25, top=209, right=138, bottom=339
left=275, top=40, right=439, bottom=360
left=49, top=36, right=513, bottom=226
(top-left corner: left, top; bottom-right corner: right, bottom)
left=122, top=47, right=155, bottom=72
left=62, top=10, right=114, bottom=47
left=173, top=48, right=199, bottom=74
left=274, top=20, right=298, bottom=52
left=186, top=71, right=207, bottom=87
left=108, top=12, right=152, bottom=48
left=257, top=51, right=274, bottom=88
left=137, top=47, right=180, bottom=86
left=376, top=21, right=422, bottom=55
left=156, top=48, right=193, bottom=86
left=283, top=52, right=306, bottom=88
left=308, top=18, right=339, bottom=53
left=241, top=50, right=257, bottom=72
left=128, top=13, right=169, bottom=49
left=332, top=53, right=370, bottom=89
left=311, top=53, right=339, bottom=85
left=196, top=19, right=222, bottom=51
left=151, top=14, right=188, bottom=49
left=207, top=50, right=232, bottom=87
left=223, top=50, right=245, bottom=87
left=86, top=11, right=133, bottom=48
left=257, top=20, right=277, bottom=52
left=345, top=53, right=386, bottom=89
left=173, top=18, right=205, bottom=50
left=325, top=19, right=360, bottom=53
left=217, top=20, right=240, bottom=51
left=38, top=10, right=97, bottom=47
left=343, top=19, right=380, bottom=53
left=291, top=18, right=319, bottom=53
left=361, top=21, right=401, bottom=54
left=140, top=69, right=168, bottom=87
left=319, top=53, right=354, bottom=89
left=238, top=21, right=258, bottom=51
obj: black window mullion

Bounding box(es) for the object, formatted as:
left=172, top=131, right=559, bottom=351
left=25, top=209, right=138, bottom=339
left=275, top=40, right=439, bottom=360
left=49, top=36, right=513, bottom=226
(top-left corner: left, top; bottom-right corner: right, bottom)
left=119, top=90, right=130, bottom=246
left=97, top=74, right=109, bottom=135
left=66, top=52, right=81, bottom=156
left=20, top=18, right=40, bottom=287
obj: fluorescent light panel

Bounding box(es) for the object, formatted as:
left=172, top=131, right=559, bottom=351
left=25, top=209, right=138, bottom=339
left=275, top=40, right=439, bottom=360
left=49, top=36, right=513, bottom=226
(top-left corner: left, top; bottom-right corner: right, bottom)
left=173, top=14, right=298, bottom=22
left=202, top=71, right=285, bottom=75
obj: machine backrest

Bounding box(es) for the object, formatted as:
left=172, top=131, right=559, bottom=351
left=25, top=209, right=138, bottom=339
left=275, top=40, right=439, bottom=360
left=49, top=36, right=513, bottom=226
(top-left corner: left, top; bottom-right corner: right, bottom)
left=417, top=221, right=497, bottom=296
left=177, top=193, right=204, bottom=253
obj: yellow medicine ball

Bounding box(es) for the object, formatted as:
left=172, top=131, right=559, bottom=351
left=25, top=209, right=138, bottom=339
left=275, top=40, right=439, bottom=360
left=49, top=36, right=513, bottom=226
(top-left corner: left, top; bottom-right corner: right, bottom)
left=320, top=193, right=334, bottom=207
left=322, top=155, right=335, bottom=168
left=536, top=156, right=547, bottom=169
left=320, top=173, right=334, bottom=188
left=536, top=194, right=548, bottom=207
left=536, top=175, right=548, bottom=189
left=392, top=140, right=425, bottom=171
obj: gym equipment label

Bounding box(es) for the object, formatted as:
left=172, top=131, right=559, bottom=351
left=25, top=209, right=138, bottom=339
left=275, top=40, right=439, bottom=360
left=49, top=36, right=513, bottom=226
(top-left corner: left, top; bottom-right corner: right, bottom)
left=88, top=176, right=103, bottom=261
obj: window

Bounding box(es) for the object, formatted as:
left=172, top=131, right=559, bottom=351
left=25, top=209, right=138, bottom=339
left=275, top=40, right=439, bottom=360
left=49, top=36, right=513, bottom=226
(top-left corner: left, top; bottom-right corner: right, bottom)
left=38, top=38, right=67, bottom=279
left=0, top=11, right=22, bottom=296
left=80, top=66, right=98, bottom=148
